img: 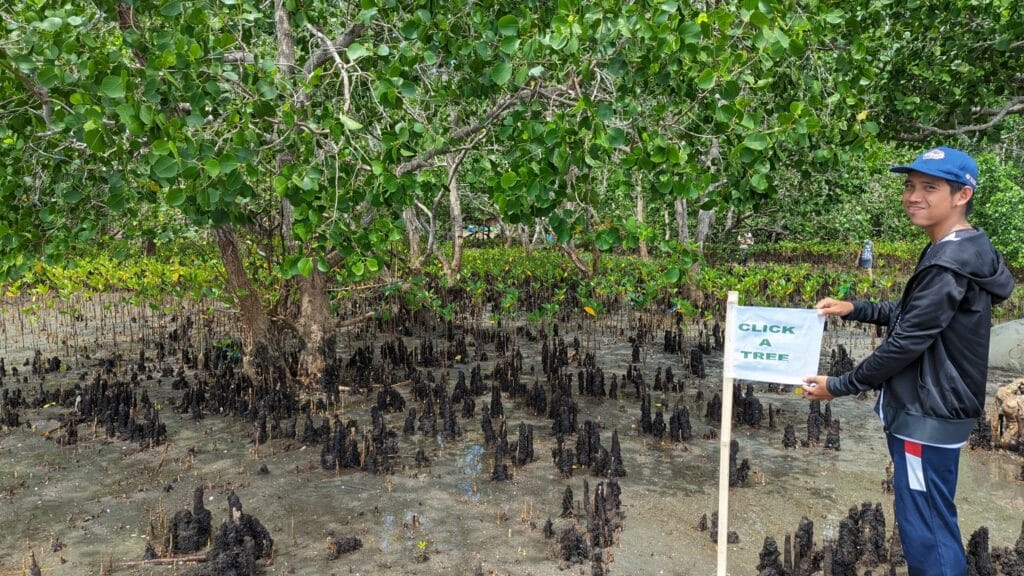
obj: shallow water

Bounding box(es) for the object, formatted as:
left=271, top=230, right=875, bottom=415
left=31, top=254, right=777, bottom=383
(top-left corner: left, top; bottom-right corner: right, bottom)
left=1, top=300, right=1023, bottom=576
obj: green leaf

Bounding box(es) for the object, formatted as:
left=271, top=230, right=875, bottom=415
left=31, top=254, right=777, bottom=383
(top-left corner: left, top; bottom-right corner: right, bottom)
left=350, top=260, right=365, bottom=276
left=100, top=76, right=125, bottom=98
left=697, top=69, right=716, bottom=90
left=165, top=188, right=186, bottom=206
left=743, top=133, right=770, bottom=150
left=347, top=42, right=370, bottom=61
left=197, top=187, right=219, bottom=208
left=499, top=37, right=520, bottom=55
left=273, top=175, right=288, bottom=194
left=151, top=156, right=179, bottom=179
left=824, top=9, right=845, bottom=24
left=662, top=267, right=681, bottom=283
left=497, top=14, right=519, bottom=36
left=37, top=67, right=60, bottom=89
left=108, top=194, right=126, bottom=213
left=255, top=80, right=278, bottom=100
left=357, top=7, right=378, bottom=24
left=595, top=228, right=620, bottom=251
left=400, top=19, right=420, bottom=39
left=475, top=41, right=493, bottom=60
left=649, top=145, right=666, bottom=163
left=720, top=80, right=741, bottom=101
left=160, top=1, right=183, bottom=16
left=114, top=103, right=135, bottom=121
left=339, top=113, right=363, bottom=130
left=606, top=127, right=626, bottom=148
left=749, top=10, right=770, bottom=28
left=297, top=257, right=313, bottom=277
left=152, top=139, right=172, bottom=156
left=491, top=61, right=513, bottom=85
left=115, top=104, right=144, bottom=134
left=39, top=17, right=62, bottom=31
left=205, top=159, right=221, bottom=177
left=680, top=22, right=701, bottom=44
left=83, top=129, right=105, bottom=153
left=139, top=105, right=154, bottom=125
left=366, top=257, right=380, bottom=272
left=750, top=173, right=768, bottom=191
left=500, top=171, right=519, bottom=188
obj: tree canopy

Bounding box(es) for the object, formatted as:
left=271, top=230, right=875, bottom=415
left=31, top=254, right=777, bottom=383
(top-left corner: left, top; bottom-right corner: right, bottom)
left=2, top=0, right=1021, bottom=382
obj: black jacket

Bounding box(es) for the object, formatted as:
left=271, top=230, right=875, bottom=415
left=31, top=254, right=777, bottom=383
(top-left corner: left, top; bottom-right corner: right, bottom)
left=827, top=230, right=1015, bottom=445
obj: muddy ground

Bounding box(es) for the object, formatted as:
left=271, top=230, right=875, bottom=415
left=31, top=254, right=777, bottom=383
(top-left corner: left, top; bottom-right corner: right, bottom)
left=1, top=295, right=1022, bottom=575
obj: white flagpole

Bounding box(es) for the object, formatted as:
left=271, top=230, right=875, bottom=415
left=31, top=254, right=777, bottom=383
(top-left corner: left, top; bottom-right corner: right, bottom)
left=716, top=290, right=739, bottom=576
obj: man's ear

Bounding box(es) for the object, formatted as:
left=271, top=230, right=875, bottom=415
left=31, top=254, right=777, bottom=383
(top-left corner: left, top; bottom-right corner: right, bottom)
left=956, top=185, right=974, bottom=209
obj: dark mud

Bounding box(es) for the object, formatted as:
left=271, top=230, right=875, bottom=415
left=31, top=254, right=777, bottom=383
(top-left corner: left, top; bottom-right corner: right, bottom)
left=0, top=295, right=1022, bottom=575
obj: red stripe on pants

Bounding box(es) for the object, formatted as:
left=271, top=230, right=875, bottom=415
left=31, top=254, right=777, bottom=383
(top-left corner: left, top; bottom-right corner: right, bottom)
left=904, top=439, right=922, bottom=458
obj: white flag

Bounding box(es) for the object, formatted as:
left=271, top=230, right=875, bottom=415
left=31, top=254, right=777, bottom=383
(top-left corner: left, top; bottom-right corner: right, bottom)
left=724, top=306, right=826, bottom=385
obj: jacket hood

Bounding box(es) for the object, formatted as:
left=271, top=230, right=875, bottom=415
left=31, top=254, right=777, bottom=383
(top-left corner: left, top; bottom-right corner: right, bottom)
left=919, top=230, right=1015, bottom=304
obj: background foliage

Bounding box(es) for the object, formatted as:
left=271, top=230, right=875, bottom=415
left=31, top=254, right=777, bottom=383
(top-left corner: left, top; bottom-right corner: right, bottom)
left=1, top=0, right=1021, bottom=341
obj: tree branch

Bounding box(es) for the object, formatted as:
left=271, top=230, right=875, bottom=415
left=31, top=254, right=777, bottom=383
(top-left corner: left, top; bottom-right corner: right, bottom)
left=414, top=198, right=439, bottom=256
left=969, top=97, right=1024, bottom=119
left=223, top=51, right=255, bottom=64
left=302, top=23, right=366, bottom=77
left=305, top=22, right=350, bottom=112
left=902, top=96, right=1024, bottom=140
left=222, top=23, right=364, bottom=76
left=560, top=243, right=594, bottom=280
left=395, top=83, right=575, bottom=176
left=116, top=3, right=148, bottom=67
left=272, top=0, right=298, bottom=259
left=119, top=555, right=208, bottom=567
left=337, top=311, right=374, bottom=329
left=719, top=210, right=755, bottom=237
left=274, top=0, right=297, bottom=74
left=323, top=250, right=355, bottom=270
left=447, top=147, right=472, bottom=189
left=270, top=314, right=300, bottom=335
left=0, top=55, right=52, bottom=125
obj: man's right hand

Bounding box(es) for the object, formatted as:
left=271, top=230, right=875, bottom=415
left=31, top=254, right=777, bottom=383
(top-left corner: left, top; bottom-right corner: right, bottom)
left=814, top=298, right=854, bottom=317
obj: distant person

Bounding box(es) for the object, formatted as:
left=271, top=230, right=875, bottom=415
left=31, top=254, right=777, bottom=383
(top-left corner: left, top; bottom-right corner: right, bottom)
left=802, top=146, right=1014, bottom=576
left=857, top=239, right=874, bottom=277
left=737, top=232, right=753, bottom=264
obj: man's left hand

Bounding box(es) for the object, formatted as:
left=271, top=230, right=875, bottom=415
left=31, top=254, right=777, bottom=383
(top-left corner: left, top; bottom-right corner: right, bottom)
left=801, top=376, right=835, bottom=402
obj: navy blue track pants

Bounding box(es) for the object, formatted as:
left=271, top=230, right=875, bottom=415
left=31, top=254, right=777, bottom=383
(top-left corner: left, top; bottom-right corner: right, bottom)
left=887, top=432, right=967, bottom=575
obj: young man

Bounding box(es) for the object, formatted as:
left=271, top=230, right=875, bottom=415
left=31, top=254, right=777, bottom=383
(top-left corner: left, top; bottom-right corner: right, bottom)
left=802, top=146, right=1015, bottom=575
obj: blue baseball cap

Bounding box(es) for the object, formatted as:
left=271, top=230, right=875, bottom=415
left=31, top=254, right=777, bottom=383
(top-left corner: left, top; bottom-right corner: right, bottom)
left=890, top=146, right=978, bottom=189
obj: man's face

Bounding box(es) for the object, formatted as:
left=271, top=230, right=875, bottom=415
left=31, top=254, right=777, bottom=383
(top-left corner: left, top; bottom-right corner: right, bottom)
left=901, top=171, right=970, bottom=235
